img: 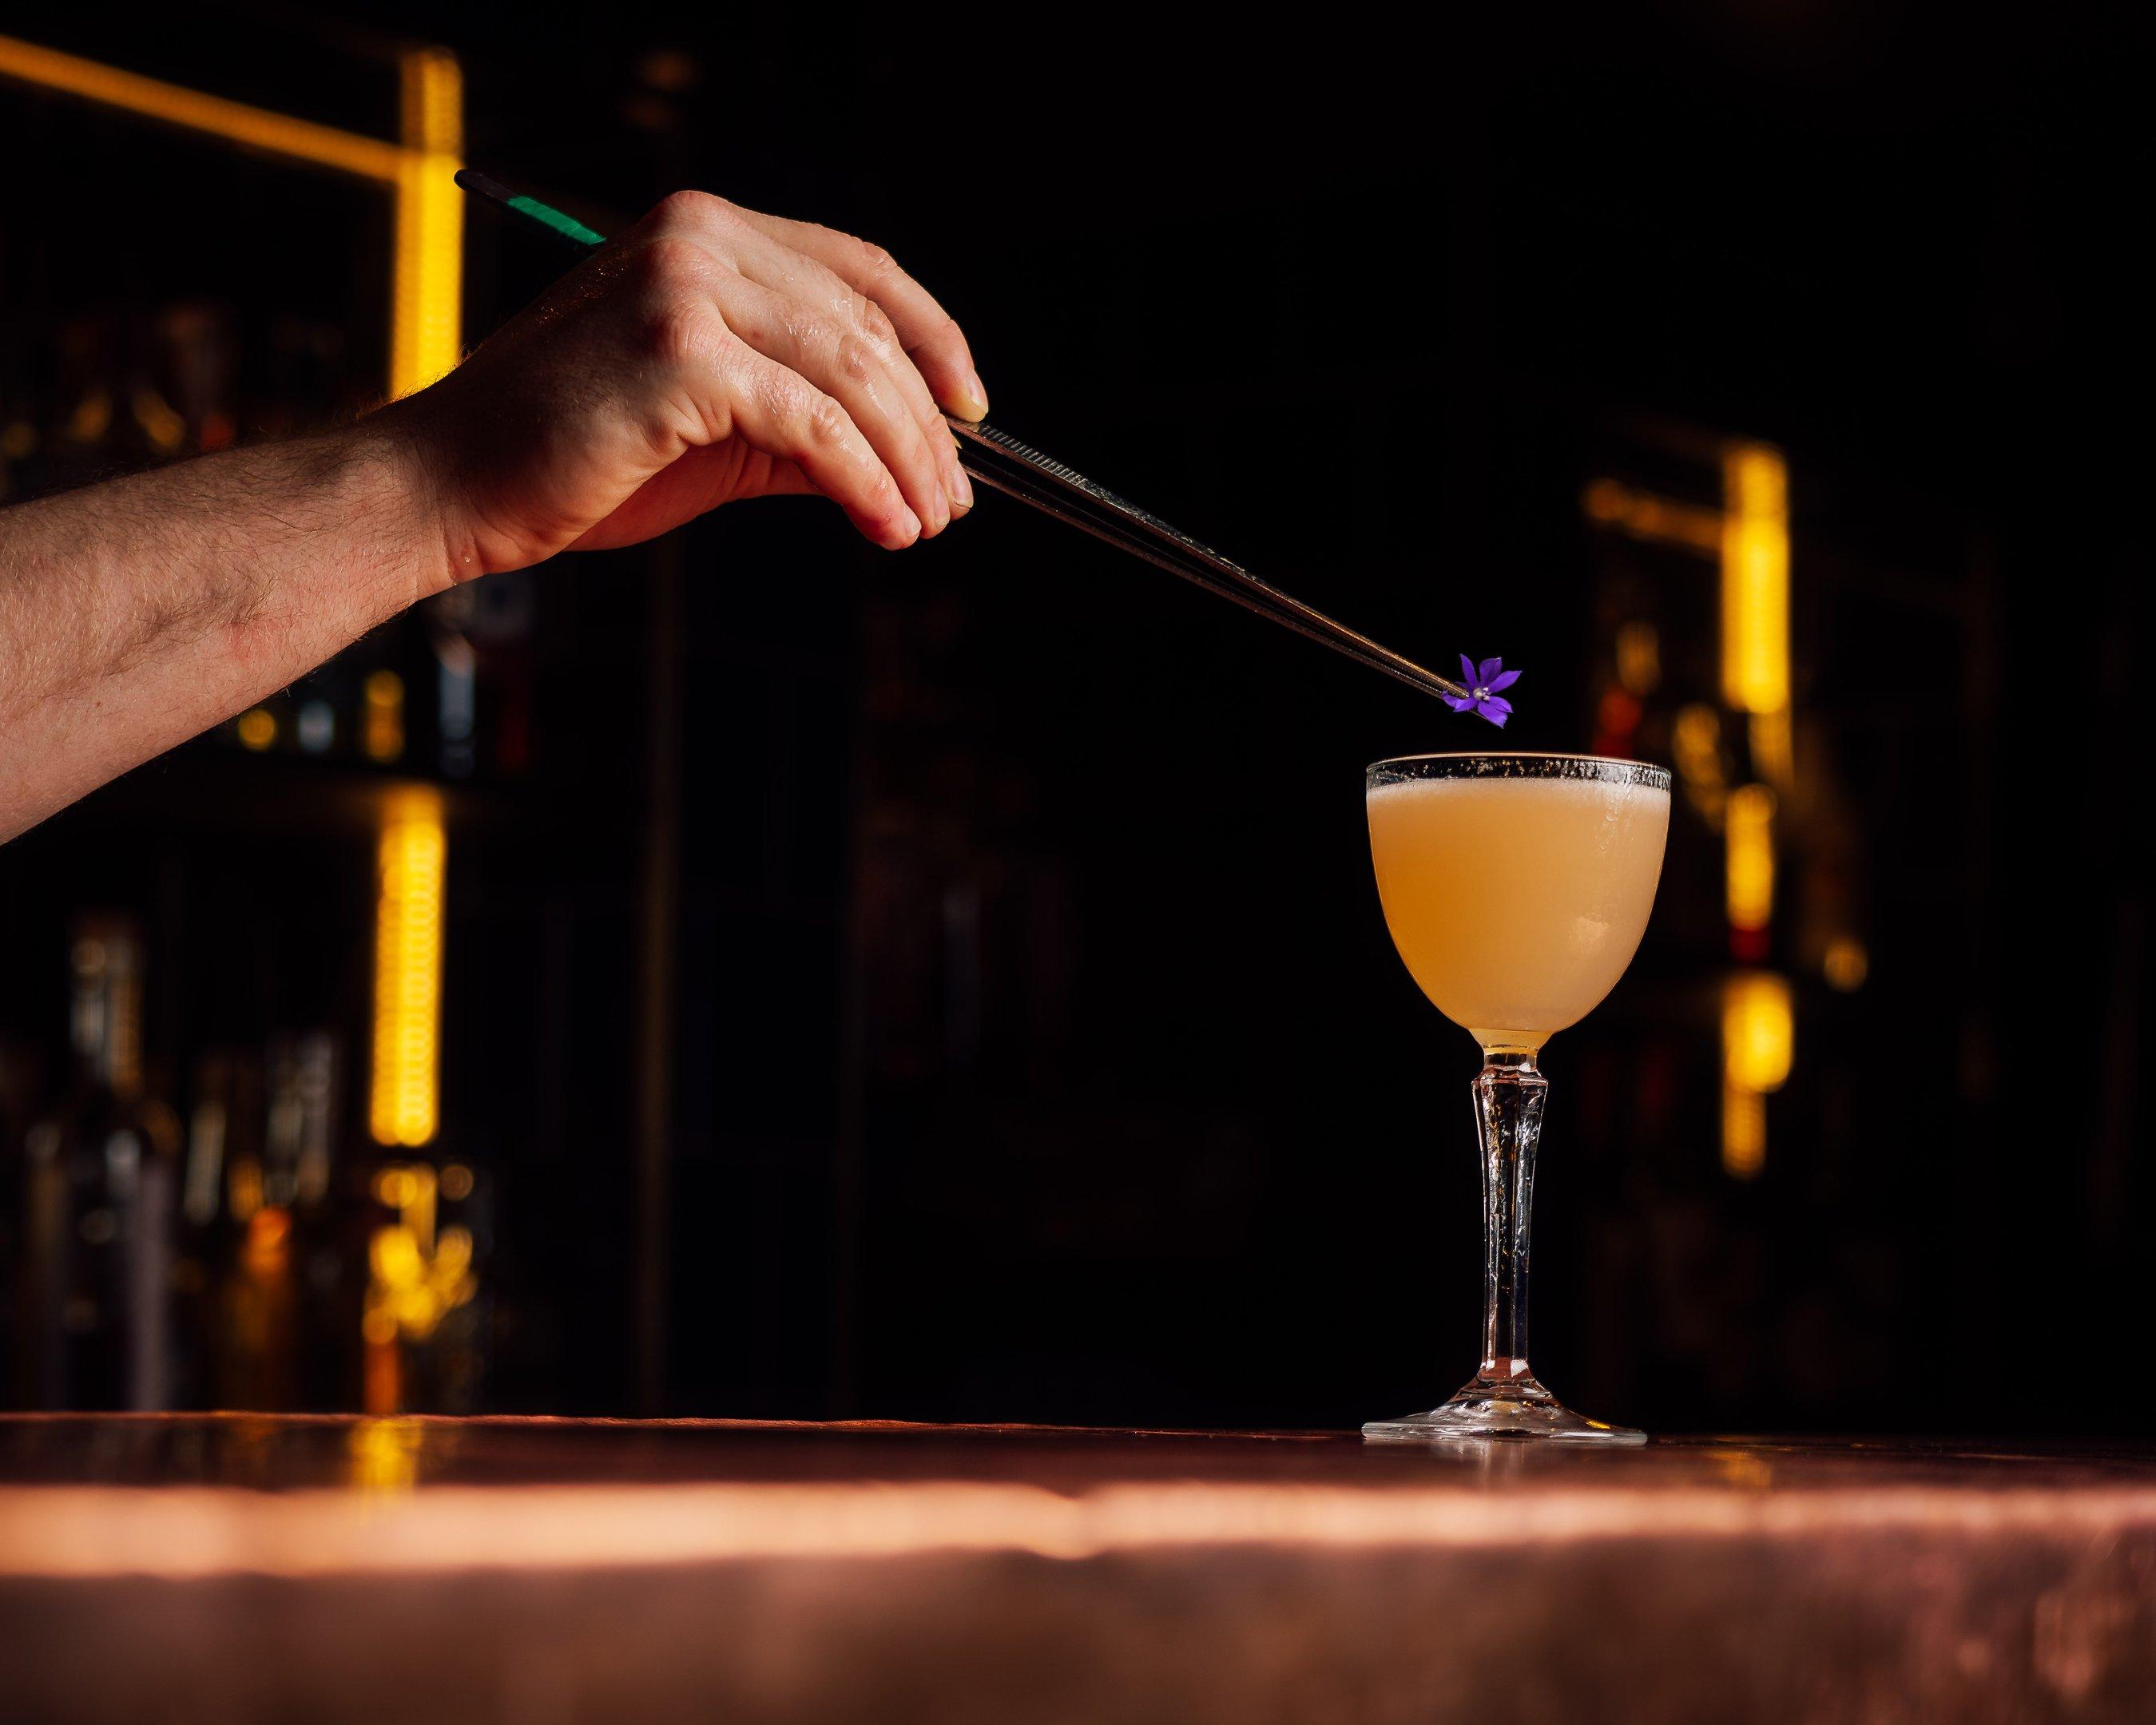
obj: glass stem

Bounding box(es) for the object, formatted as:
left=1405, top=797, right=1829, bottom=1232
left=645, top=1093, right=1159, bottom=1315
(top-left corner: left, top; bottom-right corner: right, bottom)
left=1473, top=1049, right=1547, bottom=1381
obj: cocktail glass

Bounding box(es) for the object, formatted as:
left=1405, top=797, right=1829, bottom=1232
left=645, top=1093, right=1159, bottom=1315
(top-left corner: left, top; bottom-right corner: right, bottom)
left=1364, top=753, right=1672, bottom=1442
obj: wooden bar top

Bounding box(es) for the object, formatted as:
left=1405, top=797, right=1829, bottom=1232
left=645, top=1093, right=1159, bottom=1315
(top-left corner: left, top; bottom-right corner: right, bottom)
left=2, top=1414, right=2152, bottom=1723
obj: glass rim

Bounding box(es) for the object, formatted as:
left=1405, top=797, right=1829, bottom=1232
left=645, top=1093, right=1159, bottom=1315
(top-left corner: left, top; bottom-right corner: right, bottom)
left=1365, top=751, right=1672, bottom=791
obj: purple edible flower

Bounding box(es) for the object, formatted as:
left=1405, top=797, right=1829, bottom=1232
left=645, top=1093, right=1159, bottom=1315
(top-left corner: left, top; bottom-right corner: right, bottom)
left=1444, top=656, right=1521, bottom=727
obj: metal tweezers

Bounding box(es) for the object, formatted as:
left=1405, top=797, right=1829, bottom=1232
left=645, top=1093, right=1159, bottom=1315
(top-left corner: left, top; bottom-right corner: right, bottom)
left=451, top=169, right=1465, bottom=707
left=951, top=420, right=1468, bottom=704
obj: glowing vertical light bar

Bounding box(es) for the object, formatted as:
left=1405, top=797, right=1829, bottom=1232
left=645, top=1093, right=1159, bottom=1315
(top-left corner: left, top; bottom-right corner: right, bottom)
left=1725, top=781, right=1777, bottom=942
left=371, top=794, right=446, bottom=1146
left=361, top=669, right=405, bottom=762
left=1720, top=442, right=1790, bottom=715
left=1721, top=972, right=1793, bottom=1180
left=389, top=47, right=463, bottom=399
left=1721, top=1087, right=1766, bottom=1180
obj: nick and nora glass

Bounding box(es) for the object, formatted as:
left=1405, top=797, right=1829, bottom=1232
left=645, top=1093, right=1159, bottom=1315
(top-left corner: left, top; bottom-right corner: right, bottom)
left=1364, top=754, right=1671, bottom=1441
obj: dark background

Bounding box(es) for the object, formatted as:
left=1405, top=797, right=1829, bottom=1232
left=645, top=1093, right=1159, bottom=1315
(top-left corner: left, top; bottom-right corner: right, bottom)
left=0, top=2, right=2144, bottom=1434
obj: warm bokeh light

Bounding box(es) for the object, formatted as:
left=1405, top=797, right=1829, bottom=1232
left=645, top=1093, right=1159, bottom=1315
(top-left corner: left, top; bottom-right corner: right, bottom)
left=346, top=1418, right=423, bottom=1490
left=1673, top=704, right=1728, bottom=829
left=1581, top=477, right=1723, bottom=553
left=363, top=1159, right=478, bottom=1411
left=1721, top=1087, right=1766, bottom=1180
left=235, top=708, right=276, bottom=751
left=63, top=391, right=112, bottom=446
left=1725, top=783, right=1777, bottom=938
left=1615, top=621, right=1662, bottom=696
left=130, top=386, right=185, bottom=453
left=1721, top=971, right=1794, bottom=1180
left=1724, top=973, right=1794, bottom=1092
left=373, top=1164, right=437, bottom=1251
left=1749, top=708, right=1795, bottom=791
left=362, top=1328, right=400, bottom=1415
left=1720, top=443, right=1790, bottom=715
left=228, top=1156, right=264, bottom=1223
left=1824, top=935, right=1870, bottom=992
left=362, top=669, right=405, bottom=762
left=370, top=795, right=445, bottom=1147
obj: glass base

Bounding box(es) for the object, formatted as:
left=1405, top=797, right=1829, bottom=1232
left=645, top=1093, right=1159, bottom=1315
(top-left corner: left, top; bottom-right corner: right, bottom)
left=1362, top=1369, right=1646, bottom=1445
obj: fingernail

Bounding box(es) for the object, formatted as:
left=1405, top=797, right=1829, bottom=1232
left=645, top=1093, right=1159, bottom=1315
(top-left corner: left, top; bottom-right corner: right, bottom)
left=895, top=506, right=923, bottom=545
left=949, top=464, right=975, bottom=512
left=955, top=375, right=989, bottom=421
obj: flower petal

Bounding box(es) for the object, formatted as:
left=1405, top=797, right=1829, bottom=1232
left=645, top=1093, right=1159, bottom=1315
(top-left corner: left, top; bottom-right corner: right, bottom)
left=1478, top=696, right=1515, bottom=719
left=1459, top=652, right=1479, bottom=684
left=1478, top=656, right=1504, bottom=687
left=1478, top=704, right=1509, bottom=728
left=1485, top=668, right=1521, bottom=693
left=1442, top=695, right=1477, bottom=713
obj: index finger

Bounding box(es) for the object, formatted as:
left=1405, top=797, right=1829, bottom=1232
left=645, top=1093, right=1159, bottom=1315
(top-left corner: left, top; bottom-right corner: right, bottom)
left=729, top=208, right=988, bottom=422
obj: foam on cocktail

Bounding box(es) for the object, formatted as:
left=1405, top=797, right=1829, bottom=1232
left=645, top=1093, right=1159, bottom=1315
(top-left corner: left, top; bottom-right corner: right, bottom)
left=1367, top=772, right=1670, bottom=1051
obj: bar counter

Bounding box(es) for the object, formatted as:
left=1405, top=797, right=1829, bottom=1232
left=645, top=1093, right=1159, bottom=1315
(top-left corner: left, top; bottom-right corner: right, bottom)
left=2, top=1414, right=2153, bottom=1722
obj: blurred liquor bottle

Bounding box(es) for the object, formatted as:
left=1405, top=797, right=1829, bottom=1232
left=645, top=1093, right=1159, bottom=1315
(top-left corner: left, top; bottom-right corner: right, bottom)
left=270, top=1031, right=363, bottom=1408
left=173, top=1049, right=242, bottom=1403
left=2, top=295, right=232, bottom=493
left=16, top=916, right=182, bottom=1409
left=2, top=311, right=128, bottom=500
left=201, top=1041, right=297, bottom=1409
left=175, top=1035, right=359, bottom=1410
left=427, top=592, right=479, bottom=779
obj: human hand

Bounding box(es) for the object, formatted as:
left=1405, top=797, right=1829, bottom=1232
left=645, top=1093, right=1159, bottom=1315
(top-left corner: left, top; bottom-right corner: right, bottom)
left=389, top=190, right=987, bottom=584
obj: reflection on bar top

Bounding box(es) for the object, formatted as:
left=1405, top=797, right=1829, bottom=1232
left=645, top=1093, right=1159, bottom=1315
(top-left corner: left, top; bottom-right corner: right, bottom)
left=2, top=1414, right=2154, bottom=1580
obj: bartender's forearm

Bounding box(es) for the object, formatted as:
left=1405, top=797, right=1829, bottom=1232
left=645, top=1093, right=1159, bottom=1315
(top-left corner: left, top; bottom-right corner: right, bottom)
left=0, top=188, right=982, bottom=841
left=0, top=419, right=447, bottom=840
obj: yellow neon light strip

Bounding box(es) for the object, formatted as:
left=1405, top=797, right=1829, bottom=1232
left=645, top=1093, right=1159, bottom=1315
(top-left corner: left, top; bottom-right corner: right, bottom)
left=1725, top=782, right=1777, bottom=932
left=1723, top=972, right=1793, bottom=1093
left=1721, top=971, right=1793, bottom=1180
left=0, top=32, right=404, bottom=181
left=371, top=796, right=446, bottom=1147
left=390, top=48, right=464, bottom=398
left=1720, top=442, right=1791, bottom=714
left=0, top=34, right=462, bottom=401
left=1721, top=1085, right=1765, bottom=1180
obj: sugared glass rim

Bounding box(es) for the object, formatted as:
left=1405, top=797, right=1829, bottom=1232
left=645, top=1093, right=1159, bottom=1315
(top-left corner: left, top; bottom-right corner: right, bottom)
left=1366, top=751, right=1672, bottom=791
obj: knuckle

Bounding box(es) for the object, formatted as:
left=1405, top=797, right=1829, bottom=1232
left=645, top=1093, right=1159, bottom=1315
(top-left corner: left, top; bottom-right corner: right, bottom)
left=855, top=238, right=899, bottom=284
left=856, top=295, right=899, bottom=347
left=804, top=394, right=852, bottom=448
left=650, top=188, right=733, bottom=231
left=836, top=333, right=876, bottom=384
